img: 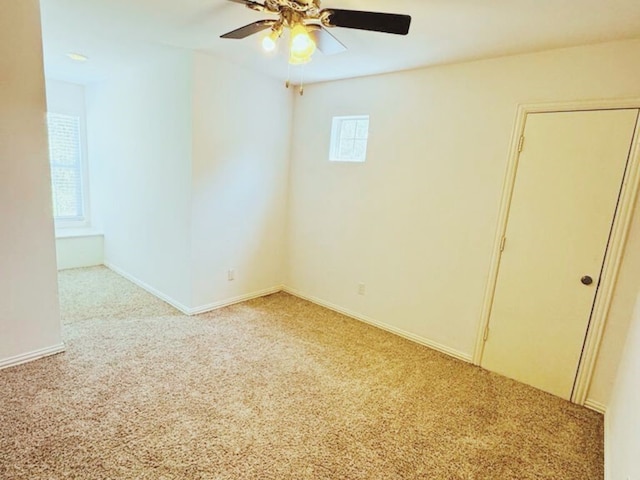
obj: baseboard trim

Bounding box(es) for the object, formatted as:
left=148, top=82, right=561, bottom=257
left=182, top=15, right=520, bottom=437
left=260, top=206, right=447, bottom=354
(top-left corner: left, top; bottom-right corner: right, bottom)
left=105, top=262, right=283, bottom=316
left=0, top=343, right=66, bottom=371
left=105, top=262, right=192, bottom=314
left=282, top=287, right=473, bottom=363
left=584, top=398, right=607, bottom=414
left=189, top=286, right=284, bottom=315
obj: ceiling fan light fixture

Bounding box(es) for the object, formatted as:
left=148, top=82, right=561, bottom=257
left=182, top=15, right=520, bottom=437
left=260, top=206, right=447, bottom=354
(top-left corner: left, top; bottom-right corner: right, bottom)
left=289, top=23, right=316, bottom=63
left=261, top=28, right=281, bottom=52
left=261, top=33, right=277, bottom=52
left=221, top=0, right=412, bottom=73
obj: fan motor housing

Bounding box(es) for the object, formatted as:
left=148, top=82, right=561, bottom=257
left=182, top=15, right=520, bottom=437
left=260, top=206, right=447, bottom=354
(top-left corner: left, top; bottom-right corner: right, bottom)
left=265, top=0, right=322, bottom=17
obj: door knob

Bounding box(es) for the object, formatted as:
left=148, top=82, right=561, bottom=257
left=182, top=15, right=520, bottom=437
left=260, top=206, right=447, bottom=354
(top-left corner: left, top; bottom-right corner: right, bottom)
left=581, top=275, right=594, bottom=286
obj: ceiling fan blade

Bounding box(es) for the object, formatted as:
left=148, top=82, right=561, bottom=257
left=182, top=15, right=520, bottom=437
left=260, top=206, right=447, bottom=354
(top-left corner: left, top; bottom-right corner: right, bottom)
left=220, top=20, right=276, bottom=39
left=324, top=9, right=411, bottom=35
left=227, top=0, right=262, bottom=7
left=308, top=25, right=347, bottom=55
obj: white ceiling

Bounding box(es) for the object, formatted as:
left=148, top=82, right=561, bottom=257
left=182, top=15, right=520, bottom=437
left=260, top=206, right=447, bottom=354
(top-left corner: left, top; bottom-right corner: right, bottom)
left=40, top=0, right=640, bottom=85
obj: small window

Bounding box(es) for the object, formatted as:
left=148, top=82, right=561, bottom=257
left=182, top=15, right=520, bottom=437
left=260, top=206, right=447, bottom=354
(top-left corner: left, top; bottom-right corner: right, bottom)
left=46, top=112, right=86, bottom=225
left=330, top=115, right=370, bottom=162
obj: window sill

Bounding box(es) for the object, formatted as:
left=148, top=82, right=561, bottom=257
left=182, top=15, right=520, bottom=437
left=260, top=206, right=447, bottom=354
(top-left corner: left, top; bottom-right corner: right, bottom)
left=55, top=227, right=104, bottom=239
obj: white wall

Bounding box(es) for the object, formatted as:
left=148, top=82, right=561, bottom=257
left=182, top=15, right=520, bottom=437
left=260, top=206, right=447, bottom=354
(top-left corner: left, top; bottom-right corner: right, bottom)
left=86, top=48, right=194, bottom=308
left=0, top=0, right=63, bottom=366
left=55, top=234, right=104, bottom=270
left=86, top=49, right=292, bottom=311
left=190, top=53, right=292, bottom=309
left=45, top=79, right=86, bottom=116
left=606, top=290, right=640, bottom=480
left=285, top=39, right=640, bottom=407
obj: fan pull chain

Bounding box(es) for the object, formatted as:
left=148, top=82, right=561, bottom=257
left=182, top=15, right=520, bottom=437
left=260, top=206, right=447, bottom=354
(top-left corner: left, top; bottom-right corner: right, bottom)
left=284, top=65, right=306, bottom=96
left=285, top=62, right=291, bottom=89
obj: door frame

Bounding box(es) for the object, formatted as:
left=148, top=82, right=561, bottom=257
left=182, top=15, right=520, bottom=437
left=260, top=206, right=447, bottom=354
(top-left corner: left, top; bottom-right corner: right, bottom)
left=472, top=99, right=640, bottom=406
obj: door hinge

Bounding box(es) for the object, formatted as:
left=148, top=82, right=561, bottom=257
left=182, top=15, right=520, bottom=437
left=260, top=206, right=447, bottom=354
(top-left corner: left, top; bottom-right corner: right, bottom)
left=518, top=135, right=525, bottom=153
left=499, top=236, right=507, bottom=252
left=483, top=325, right=490, bottom=342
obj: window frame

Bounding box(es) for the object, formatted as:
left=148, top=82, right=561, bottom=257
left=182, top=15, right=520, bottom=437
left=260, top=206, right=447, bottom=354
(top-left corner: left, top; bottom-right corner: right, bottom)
left=329, top=115, right=370, bottom=163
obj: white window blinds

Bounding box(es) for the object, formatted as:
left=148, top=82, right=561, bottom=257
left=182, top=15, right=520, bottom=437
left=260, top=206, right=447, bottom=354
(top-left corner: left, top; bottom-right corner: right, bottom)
left=46, top=112, right=85, bottom=222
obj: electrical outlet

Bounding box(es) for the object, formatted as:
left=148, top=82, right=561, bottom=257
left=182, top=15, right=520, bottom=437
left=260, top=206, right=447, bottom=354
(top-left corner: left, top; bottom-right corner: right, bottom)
left=358, top=283, right=366, bottom=295
left=228, top=269, right=235, bottom=281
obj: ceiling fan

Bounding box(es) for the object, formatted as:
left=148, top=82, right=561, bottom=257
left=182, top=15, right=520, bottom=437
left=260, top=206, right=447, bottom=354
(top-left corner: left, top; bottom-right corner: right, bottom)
left=220, top=0, right=412, bottom=66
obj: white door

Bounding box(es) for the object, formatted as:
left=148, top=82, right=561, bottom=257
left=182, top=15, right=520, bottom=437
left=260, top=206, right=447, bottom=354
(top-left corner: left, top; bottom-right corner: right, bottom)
left=481, top=109, right=639, bottom=400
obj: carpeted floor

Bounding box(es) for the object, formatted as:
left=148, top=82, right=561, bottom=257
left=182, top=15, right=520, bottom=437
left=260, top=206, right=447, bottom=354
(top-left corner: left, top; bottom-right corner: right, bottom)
left=0, top=266, right=603, bottom=479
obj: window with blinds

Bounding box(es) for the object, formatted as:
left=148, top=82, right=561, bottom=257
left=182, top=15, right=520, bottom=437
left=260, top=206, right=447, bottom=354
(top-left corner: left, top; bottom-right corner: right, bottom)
left=46, top=112, right=85, bottom=224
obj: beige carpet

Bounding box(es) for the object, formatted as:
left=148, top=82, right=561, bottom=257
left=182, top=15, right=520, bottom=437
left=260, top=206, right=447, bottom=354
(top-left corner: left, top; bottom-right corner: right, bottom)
left=0, top=266, right=603, bottom=479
